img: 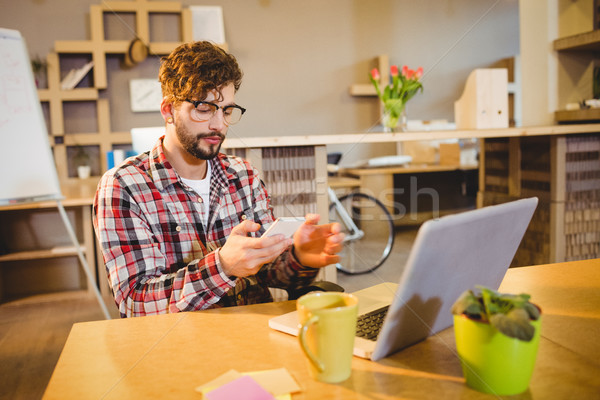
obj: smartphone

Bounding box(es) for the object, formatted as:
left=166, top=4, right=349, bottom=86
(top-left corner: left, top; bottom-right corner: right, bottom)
left=262, top=217, right=306, bottom=238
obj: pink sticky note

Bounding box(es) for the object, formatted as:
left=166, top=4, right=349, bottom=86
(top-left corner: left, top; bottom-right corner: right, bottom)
left=205, top=375, right=275, bottom=400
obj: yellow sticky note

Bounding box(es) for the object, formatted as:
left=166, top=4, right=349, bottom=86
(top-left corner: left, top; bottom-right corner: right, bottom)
left=195, top=367, right=300, bottom=398
left=244, top=368, right=301, bottom=396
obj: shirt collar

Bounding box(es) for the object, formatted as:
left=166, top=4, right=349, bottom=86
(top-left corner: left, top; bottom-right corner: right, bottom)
left=148, top=135, right=230, bottom=191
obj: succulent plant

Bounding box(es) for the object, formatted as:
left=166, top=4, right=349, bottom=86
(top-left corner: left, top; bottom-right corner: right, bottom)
left=452, top=285, right=541, bottom=341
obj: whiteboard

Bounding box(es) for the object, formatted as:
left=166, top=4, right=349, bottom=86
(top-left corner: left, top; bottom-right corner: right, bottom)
left=0, top=28, right=62, bottom=205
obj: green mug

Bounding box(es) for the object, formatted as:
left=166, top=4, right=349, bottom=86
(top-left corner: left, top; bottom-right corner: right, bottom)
left=297, top=292, right=358, bottom=383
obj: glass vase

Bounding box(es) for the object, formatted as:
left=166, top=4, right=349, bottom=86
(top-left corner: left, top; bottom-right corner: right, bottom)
left=382, top=106, right=407, bottom=133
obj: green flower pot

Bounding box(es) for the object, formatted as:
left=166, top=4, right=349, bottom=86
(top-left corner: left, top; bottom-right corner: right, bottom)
left=453, top=314, right=541, bottom=395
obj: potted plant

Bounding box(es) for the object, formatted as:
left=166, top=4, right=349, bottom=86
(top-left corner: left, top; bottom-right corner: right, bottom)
left=451, top=285, right=542, bottom=395
left=73, top=145, right=91, bottom=179
left=31, top=55, right=47, bottom=89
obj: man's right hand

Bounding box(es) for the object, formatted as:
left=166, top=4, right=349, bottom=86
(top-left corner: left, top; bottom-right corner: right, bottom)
left=218, top=219, right=293, bottom=277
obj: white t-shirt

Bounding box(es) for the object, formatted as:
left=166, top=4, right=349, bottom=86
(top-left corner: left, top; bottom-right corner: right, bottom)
left=181, top=161, right=212, bottom=227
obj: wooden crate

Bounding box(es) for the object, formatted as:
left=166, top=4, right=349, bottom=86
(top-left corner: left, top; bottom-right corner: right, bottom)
left=479, top=133, right=600, bottom=265
left=562, top=135, right=600, bottom=261
left=480, top=137, right=510, bottom=195
left=480, top=191, right=551, bottom=267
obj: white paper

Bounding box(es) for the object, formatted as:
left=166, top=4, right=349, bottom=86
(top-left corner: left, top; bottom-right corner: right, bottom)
left=191, top=6, right=226, bottom=44
left=60, top=61, right=94, bottom=90
left=129, top=79, right=162, bottom=112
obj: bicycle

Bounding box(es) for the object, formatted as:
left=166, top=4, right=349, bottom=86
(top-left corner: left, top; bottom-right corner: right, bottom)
left=327, top=153, right=395, bottom=275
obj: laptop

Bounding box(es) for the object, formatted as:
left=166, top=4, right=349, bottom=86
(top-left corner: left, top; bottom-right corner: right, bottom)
left=268, top=197, right=538, bottom=361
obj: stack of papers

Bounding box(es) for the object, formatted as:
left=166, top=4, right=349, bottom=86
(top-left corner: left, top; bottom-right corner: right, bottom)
left=196, top=368, right=301, bottom=400
left=354, top=154, right=413, bottom=168
left=60, top=61, right=94, bottom=90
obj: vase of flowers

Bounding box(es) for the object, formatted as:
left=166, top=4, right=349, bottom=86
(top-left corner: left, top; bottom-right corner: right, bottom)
left=370, top=65, right=424, bottom=132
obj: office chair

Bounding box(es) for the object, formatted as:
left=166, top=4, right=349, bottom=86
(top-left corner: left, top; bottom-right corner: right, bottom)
left=285, top=281, right=345, bottom=301
left=282, top=151, right=346, bottom=300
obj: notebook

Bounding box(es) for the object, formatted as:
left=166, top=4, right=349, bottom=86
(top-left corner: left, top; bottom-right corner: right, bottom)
left=268, top=197, right=538, bottom=361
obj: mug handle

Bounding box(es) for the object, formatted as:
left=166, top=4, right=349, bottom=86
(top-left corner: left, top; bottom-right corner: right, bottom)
left=298, top=315, right=325, bottom=373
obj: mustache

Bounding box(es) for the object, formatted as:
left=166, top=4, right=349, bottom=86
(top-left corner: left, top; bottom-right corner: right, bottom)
left=197, top=133, right=225, bottom=141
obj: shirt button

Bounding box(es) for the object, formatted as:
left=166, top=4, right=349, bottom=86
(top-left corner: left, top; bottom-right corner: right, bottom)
left=175, top=226, right=181, bottom=232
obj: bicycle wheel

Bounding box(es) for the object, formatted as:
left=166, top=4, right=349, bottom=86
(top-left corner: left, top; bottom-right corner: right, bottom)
left=329, top=192, right=395, bottom=274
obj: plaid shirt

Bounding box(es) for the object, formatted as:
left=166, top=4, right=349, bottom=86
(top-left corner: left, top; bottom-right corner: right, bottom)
left=93, top=137, right=318, bottom=317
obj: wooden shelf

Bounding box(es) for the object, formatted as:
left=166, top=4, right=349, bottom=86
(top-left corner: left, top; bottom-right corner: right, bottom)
left=553, top=29, right=600, bottom=52
left=552, top=9, right=600, bottom=124
left=555, top=108, right=600, bottom=123
left=222, top=123, right=600, bottom=149
left=349, top=83, right=376, bottom=96
left=38, top=88, right=99, bottom=102
left=328, top=176, right=361, bottom=189
left=35, top=0, right=195, bottom=182
left=0, top=246, right=85, bottom=262
left=341, top=163, right=477, bottom=177
left=54, top=40, right=130, bottom=54
left=150, top=42, right=201, bottom=54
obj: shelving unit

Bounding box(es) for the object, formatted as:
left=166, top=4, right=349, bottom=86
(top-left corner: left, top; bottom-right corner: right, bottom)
left=0, top=180, right=99, bottom=301
left=476, top=2, right=600, bottom=266
left=479, top=133, right=600, bottom=266
left=553, top=2, right=600, bottom=123
left=0, top=0, right=199, bottom=302
left=38, top=0, right=195, bottom=182
left=482, top=3, right=600, bottom=265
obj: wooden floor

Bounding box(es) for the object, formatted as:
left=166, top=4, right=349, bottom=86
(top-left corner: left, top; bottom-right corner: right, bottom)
left=0, top=291, right=118, bottom=400
left=0, top=228, right=419, bottom=400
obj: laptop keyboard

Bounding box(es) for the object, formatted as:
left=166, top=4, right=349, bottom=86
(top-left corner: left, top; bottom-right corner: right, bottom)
left=355, top=305, right=389, bottom=341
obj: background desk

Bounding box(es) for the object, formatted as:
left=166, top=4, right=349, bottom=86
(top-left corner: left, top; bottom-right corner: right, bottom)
left=225, top=123, right=600, bottom=266
left=43, top=259, right=600, bottom=399
left=339, top=164, right=478, bottom=225
left=0, top=179, right=100, bottom=300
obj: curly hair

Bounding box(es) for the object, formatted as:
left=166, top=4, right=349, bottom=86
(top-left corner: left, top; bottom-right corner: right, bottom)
left=159, top=41, right=243, bottom=105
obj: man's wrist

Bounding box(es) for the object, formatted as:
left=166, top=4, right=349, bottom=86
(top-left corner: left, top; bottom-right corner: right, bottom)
left=214, top=248, right=238, bottom=284
left=290, top=245, right=317, bottom=271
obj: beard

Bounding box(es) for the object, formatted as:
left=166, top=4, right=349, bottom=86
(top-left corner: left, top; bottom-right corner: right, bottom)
left=174, top=120, right=225, bottom=160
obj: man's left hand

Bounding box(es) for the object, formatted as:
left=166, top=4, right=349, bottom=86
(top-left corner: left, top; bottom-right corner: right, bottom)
left=293, top=214, right=344, bottom=268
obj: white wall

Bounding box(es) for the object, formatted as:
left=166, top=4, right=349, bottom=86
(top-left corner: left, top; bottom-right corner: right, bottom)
left=1, top=0, right=519, bottom=165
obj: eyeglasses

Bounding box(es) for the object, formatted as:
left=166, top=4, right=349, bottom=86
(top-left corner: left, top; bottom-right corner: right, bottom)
left=184, top=100, right=246, bottom=125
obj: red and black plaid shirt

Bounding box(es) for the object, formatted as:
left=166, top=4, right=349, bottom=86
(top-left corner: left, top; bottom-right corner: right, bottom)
left=93, top=137, right=318, bottom=317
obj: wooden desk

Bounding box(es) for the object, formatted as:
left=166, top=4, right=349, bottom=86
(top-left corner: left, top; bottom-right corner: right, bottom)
left=43, top=259, right=600, bottom=399
left=224, top=124, right=600, bottom=264
left=340, top=164, right=478, bottom=225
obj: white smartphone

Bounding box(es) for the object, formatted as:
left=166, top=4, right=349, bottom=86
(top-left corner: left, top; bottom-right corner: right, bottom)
left=262, top=217, right=306, bottom=238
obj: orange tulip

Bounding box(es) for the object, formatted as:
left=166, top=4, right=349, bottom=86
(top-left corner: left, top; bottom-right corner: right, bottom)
left=415, top=67, right=424, bottom=79
left=371, top=68, right=380, bottom=80
left=401, top=65, right=409, bottom=77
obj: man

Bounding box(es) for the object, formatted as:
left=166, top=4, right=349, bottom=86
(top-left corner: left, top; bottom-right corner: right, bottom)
left=93, top=41, right=343, bottom=317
